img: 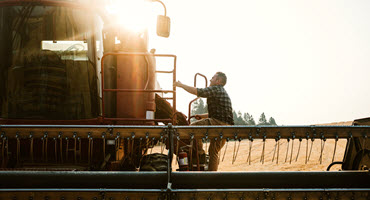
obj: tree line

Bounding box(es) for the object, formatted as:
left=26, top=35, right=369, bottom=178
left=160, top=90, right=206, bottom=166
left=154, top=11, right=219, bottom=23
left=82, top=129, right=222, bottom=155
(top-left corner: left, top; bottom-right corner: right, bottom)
left=191, top=99, right=277, bottom=125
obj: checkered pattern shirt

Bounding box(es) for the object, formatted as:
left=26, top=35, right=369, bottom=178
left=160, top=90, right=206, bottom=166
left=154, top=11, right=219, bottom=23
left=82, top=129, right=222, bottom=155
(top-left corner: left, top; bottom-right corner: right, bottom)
left=197, top=85, right=234, bottom=125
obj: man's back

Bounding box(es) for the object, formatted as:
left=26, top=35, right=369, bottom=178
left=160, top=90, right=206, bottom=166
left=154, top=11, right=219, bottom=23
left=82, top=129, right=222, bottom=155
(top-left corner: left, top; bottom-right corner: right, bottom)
left=197, top=85, right=234, bottom=125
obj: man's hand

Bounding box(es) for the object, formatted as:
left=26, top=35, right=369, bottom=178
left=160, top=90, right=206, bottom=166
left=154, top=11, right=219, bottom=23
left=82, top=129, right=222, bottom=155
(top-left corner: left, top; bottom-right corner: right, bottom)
left=173, top=80, right=197, bottom=95
left=174, top=81, right=183, bottom=88
left=194, top=115, right=202, bottom=120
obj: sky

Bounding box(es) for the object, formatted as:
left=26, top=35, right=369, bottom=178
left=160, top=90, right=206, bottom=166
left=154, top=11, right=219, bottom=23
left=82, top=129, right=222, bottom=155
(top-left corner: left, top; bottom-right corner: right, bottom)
left=148, top=0, right=370, bottom=125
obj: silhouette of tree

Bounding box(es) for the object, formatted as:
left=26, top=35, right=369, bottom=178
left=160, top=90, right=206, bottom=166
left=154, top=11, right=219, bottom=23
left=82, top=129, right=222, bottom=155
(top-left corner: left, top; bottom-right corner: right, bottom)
left=269, top=117, right=277, bottom=125
left=258, top=112, right=269, bottom=125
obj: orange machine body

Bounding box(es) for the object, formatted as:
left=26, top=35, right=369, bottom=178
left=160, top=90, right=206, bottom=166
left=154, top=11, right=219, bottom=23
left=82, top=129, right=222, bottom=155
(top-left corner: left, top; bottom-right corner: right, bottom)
left=116, top=54, right=156, bottom=125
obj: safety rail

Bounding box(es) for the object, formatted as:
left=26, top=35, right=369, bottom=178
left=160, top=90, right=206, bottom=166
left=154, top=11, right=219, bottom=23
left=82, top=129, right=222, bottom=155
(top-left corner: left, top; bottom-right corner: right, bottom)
left=188, top=73, right=208, bottom=123
left=101, top=52, right=177, bottom=124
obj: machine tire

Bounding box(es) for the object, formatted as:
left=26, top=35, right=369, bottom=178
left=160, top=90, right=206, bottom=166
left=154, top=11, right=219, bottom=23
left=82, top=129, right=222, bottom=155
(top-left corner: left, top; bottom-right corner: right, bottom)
left=140, top=153, right=168, bottom=171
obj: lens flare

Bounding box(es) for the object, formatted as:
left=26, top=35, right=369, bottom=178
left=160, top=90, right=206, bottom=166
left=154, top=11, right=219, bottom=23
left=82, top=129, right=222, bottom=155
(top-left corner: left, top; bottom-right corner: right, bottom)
left=105, top=0, right=153, bottom=32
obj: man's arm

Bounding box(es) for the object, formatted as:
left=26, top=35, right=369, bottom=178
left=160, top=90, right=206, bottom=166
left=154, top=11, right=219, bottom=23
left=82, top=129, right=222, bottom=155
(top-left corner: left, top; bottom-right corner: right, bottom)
left=174, top=81, right=197, bottom=95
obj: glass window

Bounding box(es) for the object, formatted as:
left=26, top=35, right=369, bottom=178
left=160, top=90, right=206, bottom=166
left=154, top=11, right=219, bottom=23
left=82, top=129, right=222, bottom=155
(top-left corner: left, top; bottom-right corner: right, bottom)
left=0, top=5, right=101, bottom=120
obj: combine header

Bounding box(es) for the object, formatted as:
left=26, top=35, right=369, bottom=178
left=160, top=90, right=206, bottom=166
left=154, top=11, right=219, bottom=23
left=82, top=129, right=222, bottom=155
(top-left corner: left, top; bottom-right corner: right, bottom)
left=0, top=124, right=369, bottom=199
left=0, top=0, right=369, bottom=199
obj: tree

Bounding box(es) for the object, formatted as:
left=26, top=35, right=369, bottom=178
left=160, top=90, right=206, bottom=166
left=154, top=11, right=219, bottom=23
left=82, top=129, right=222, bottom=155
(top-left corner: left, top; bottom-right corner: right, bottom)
left=268, top=117, right=277, bottom=125
left=232, top=111, right=238, bottom=124
left=190, top=99, right=208, bottom=122
left=243, top=113, right=256, bottom=125
left=249, top=115, right=256, bottom=125
left=192, top=104, right=277, bottom=126
left=258, top=112, right=268, bottom=125
left=191, top=98, right=207, bottom=115
left=233, top=111, right=246, bottom=125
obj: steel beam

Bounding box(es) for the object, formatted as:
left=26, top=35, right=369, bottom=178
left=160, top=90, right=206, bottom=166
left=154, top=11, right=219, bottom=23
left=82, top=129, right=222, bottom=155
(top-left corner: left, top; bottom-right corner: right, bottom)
left=0, top=171, right=369, bottom=190
left=1, top=125, right=369, bottom=139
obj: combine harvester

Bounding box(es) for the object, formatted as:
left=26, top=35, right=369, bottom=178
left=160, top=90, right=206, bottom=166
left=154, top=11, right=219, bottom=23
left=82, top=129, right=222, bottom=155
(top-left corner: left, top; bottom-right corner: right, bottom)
left=0, top=0, right=369, bottom=199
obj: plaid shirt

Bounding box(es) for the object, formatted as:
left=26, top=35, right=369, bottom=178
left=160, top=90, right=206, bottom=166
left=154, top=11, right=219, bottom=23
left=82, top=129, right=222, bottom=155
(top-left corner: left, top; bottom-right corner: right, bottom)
left=197, top=85, right=234, bottom=125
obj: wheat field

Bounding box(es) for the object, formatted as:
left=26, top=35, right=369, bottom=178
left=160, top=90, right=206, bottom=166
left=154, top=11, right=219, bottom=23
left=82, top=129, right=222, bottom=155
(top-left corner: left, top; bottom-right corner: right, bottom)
left=152, top=122, right=352, bottom=171
left=152, top=139, right=347, bottom=171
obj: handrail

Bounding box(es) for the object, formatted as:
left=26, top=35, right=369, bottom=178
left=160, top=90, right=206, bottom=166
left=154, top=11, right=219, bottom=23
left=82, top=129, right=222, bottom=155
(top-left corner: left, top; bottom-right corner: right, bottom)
left=188, top=73, right=208, bottom=124
left=194, top=73, right=208, bottom=87
left=101, top=52, right=177, bottom=124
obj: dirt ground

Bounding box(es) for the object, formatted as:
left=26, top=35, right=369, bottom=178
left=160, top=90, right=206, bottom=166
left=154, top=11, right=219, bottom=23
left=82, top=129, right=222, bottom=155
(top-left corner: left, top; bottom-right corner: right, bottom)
left=152, top=121, right=352, bottom=172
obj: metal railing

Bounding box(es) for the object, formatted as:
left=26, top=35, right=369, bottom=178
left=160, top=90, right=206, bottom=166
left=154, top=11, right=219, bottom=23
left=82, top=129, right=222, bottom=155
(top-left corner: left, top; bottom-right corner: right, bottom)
left=188, top=73, right=208, bottom=124
left=101, top=52, right=177, bottom=124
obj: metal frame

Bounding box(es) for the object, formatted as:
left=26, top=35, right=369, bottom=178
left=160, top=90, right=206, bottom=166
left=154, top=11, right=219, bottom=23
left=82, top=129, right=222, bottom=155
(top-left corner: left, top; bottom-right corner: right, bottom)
left=101, top=52, right=177, bottom=124
left=0, top=124, right=368, bottom=140
left=188, top=73, right=208, bottom=123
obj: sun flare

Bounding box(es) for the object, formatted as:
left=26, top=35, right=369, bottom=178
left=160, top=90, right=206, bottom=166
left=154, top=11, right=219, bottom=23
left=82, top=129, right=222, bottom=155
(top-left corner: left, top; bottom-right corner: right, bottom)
left=105, top=0, right=154, bottom=32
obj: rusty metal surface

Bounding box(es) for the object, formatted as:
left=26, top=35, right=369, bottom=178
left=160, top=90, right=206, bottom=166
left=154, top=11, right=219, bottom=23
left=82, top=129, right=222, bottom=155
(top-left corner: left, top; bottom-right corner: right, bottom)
left=173, top=125, right=370, bottom=139
left=0, top=125, right=369, bottom=139
left=0, top=191, right=369, bottom=200
left=0, top=125, right=167, bottom=138
left=0, top=118, right=101, bottom=125
left=0, top=191, right=165, bottom=200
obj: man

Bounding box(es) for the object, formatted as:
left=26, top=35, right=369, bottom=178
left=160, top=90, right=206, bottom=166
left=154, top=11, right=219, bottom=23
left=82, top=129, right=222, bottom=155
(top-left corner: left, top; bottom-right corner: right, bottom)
left=174, top=72, right=234, bottom=171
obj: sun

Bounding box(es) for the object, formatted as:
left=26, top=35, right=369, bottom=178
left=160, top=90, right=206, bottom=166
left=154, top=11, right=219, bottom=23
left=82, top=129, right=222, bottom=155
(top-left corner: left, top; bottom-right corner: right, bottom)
left=105, top=0, right=154, bottom=33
